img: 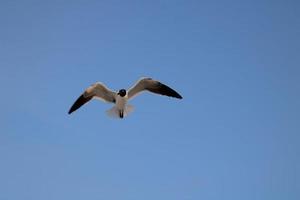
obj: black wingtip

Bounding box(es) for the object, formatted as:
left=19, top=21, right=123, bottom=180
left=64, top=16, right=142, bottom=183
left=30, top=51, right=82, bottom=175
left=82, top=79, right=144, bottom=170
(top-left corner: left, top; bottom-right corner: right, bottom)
left=177, top=94, right=183, bottom=99
left=171, top=91, right=183, bottom=99
left=68, top=107, right=75, bottom=115
left=68, top=94, right=93, bottom=115
left=155, top=83, right=183, bottom=99
left=68, top=106, right=75, bottom=114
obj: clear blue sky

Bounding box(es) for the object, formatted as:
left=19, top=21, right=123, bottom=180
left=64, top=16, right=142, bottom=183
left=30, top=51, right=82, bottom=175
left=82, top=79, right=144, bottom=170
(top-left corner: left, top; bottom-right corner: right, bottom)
left=0, top=1, right=299, bottom=199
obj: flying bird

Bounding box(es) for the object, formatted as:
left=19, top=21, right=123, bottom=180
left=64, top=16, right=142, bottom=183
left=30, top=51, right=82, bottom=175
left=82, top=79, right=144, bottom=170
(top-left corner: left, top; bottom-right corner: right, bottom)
left=68, top=77, right=183, bottom=118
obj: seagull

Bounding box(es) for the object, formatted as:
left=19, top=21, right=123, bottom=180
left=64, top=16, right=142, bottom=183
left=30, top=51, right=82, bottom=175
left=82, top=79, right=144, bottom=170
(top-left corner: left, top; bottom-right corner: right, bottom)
left=68, top=77, right=183, bottom=118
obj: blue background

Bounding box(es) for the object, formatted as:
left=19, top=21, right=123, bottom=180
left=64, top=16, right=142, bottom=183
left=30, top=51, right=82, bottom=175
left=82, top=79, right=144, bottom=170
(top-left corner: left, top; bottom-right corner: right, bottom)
left=0, top=1, right=299, bottom=199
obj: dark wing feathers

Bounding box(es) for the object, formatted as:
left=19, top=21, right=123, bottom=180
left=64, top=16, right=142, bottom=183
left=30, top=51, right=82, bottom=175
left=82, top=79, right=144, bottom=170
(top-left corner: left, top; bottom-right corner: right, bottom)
left=68, top=94, right=93, bottom=114
left=147, top=81, right=183, bottom=99
left=128, top=78, right=183, bottom=99
left=68, top=82, right=116, bottom=114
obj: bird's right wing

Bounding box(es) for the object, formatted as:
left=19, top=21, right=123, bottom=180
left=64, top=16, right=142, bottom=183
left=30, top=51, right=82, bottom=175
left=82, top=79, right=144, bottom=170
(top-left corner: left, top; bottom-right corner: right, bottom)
left=68, top=82, right=116, bottom=114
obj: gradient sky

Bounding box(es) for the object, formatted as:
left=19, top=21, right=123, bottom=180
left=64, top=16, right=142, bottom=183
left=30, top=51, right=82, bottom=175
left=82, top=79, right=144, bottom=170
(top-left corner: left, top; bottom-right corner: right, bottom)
left=0, top=1, right=299, bottom=200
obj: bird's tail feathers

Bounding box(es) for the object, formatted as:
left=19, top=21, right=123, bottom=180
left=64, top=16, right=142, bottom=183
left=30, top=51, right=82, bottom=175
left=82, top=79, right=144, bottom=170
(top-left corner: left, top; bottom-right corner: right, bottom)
left=106, top=105, right=134, bottom=119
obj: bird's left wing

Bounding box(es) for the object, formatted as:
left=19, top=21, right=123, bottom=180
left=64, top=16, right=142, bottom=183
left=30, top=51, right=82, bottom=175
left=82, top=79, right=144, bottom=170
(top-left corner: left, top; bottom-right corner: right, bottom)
left=127, top=77, right=183, bottom=99
left=68, top=82, right=116, bottom=114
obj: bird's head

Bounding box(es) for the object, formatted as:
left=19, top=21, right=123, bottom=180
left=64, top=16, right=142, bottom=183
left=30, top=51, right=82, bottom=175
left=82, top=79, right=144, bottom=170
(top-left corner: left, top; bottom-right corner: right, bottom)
left=118, top=89, right=127, bottom=97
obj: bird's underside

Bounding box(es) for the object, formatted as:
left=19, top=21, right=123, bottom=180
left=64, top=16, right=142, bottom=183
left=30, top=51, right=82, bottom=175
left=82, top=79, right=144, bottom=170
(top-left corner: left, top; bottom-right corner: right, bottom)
left=68, top=77, right=183, bottom=118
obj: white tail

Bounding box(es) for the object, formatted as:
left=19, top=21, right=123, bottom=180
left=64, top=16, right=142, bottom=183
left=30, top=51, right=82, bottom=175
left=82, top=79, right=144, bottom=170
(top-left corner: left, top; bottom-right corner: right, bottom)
left=106, top=105, right=134, bottom=118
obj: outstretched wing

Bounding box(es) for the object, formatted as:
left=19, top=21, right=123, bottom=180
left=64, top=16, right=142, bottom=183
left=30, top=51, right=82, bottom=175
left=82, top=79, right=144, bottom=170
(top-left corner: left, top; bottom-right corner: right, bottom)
left=127, top=77, right=183, bottom=100
left=68, top=82, right=116, bottom=114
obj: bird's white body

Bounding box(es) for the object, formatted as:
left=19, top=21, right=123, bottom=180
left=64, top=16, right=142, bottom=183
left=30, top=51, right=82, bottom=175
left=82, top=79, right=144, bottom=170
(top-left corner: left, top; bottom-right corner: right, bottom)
left=106, top=95, right=134, bottom=118
left=116, top=95, right=127, bottom=111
